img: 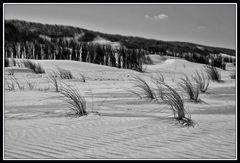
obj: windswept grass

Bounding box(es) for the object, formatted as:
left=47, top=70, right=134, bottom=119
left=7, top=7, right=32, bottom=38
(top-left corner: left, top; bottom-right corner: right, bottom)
left=192, top=70, right=209, bottom=93
left=48, top=71, right=61, bottom=92
left=8, top=76, right=24, bottom=91
left=204, top=65, right=222, bottom=82
left=5, top=79, right=15, bottom=91
left=26, top=80, right=36, bottom=90
left=56, top=66, right=73, bottom=79
left=7, top=68, right=14, bottom=76
left=22, top=60, right=45, bottom=74
left=79, top=73, right=86, bottom=82
left=129, top=75, right=156, bottom=101
left=152, top=72, right=165, bottom=83
left=157, top=81, right=195, bottom=127
left=179, top=75, right=200, bottom=103
left=60, top=84, right=87, bottom=116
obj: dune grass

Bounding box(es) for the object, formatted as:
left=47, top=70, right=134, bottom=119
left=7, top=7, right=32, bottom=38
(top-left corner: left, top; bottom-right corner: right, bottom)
left=48, top=71, right=61, bottom=92
left=157, top=81, right=194, bottom=127
left=60, top=84, right=87, bottom=116
left=25, top=80, right=36, bottom=90
left=79, top=73, right=86, bottom=82
left=192, top=70, right=209, bottom=93
left=179, top=75, right=200, bottom=103
left=129, top=75, right=156, bottom=102
left=56, top=66, right=73, bottom=79
left=8, top=76, right=24, bottom=91
left=22, top=60, right=45, bottom=74
left=5, top=79, right=15, bottom=91
left=7, top=68, right=14, bottom=76
left=204, top=65, right=222, bottom=82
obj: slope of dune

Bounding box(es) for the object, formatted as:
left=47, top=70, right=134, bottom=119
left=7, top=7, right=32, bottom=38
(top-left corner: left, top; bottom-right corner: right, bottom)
left=4, top=58, right=236, bottom=159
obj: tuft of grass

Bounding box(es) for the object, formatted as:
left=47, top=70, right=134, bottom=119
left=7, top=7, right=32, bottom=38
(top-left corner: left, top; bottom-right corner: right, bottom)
left=157, top=81, right=195, bottom=127
left=8, top=68, right=14, bottom=76
left=22, top=60, right=45, bottom=74
left=179, top=75, right=200, bottom=103
left=56, top=66, right=73, bottom=79
left=204, top=65, right=222, bottom=82
left=10, top=76, right=24, bottom=91
left=5, top=79, right=15, bottom=91
left=192, top=70, right=209, bottom=93
left=26, top=80, right=36, bottom=90
left=129, top=75, right=156, bottom=101
left=152, top=72, right=165, bottom=83
left=5, top=58, right=9, bottom=67
left=48, top=71, right=61, bottom=92
left=79, top=73, right=86, bottom=82
left=60, top=84, right=87, bottom=116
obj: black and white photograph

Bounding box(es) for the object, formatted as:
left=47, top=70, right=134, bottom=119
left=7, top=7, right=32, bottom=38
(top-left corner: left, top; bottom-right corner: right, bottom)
left=3, top=3, right=237, bottom=160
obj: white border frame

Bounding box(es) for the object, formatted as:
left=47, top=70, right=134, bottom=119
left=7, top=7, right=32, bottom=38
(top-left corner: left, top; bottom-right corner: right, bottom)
left=2, top=3, right=238, bottom=160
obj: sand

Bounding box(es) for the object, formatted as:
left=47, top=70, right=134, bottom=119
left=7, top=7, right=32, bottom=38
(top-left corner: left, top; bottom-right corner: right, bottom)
left=4, top=57, right=236, bottom=159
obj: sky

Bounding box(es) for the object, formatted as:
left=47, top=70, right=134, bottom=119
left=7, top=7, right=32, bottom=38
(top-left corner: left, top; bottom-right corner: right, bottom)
left=4, top=3, right=236, bottom=49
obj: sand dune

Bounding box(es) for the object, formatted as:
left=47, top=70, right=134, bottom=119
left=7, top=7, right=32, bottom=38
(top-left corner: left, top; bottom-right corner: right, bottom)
left=4, top=58, right=236, bottom=159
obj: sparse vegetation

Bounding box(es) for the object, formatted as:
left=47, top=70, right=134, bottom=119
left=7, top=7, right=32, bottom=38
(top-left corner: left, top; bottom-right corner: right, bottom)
left=60, top=84, right=87, bottom=116
left=8, top=69, right=14, bottom=76
left=48, top=71, right=61, bottom=92
left=10, top=76, right=24, bottom=91
left=129, top=75, right=156, bottom=102
left=179, top=75, right=200, bottom=103
left=157, top=81, right=195, bottom=127
left=204, top=65, right=222, bottom=82
left=26, top=80, right=36, bottom=90
left=79, top=73, right=86, bottom=82
left=22, top=60, right=45, bottom=74
left=5, top=79, right=15, bottom=91
left=56, top=66, right=73, bottom=79
left=192, top=70, right=209, bottom=93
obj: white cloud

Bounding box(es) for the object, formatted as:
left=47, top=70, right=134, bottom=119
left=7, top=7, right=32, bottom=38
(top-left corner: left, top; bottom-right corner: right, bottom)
left=145, top=14, right=168, bottom=21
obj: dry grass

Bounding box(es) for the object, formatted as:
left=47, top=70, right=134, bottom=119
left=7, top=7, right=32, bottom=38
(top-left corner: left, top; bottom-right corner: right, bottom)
left=204, top=65, right=222, bottom=82
left=48, top=71, right=61, bottom=92
left=60, top=84, right=87, bottom=116
left=192, top=70, right=210, bottom=93
left=56, top=66, right=73, bottom=79
left=22, top=60, right=45, bottom=74
left=157, top=81, right=195, bottom=127
left=129, top=75, right=156, bottom=102
left=179, top=75, right=200, bottom=103
left=79, top=73, right=86, bottom=82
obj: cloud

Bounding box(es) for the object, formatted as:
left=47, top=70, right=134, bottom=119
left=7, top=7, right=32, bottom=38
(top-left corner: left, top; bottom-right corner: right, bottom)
left=145, top=14, right=168, bottom=21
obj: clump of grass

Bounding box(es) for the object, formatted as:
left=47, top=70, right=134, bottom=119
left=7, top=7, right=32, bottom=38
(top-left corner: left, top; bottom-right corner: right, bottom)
left=9, top=76, right=24, bottom=91
left=5, top=58, right=9, bottom=67
left=79, top=73, right=86, bottom=82
left=60, top=84, right=87, bottom=116
left=157, top=81, right=195, bottom=127
left=26, top=80, right=36, bottom=90
left=192, top=70, right=209, bottom=93
left=56, top=66, right=73, bottom=79
left=48, top=71, right=61, bottom=92
left=152, top=72, right=165, bottom=83
left=129, top=75, right=156, bottom=102
left=22, top=60, right=45, bottom=74
left=204, top=65, right=222, bottom=82
left=179, top=75, right=200, bottom=103
left=8, top=68, right=14, bottom=76
left=5, top=79, right=15, bottom=91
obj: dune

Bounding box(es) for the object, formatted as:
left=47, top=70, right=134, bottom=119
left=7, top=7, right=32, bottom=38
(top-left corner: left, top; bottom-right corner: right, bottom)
left=4, top=58, right=236, bottom=159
